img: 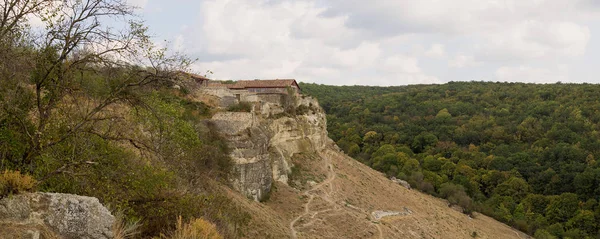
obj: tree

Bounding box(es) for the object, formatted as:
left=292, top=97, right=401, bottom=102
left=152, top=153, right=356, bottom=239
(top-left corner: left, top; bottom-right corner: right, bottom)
left=363, top=131, right=379, bottom=145
left=411, top=132, right=438, bottom=153
left=574, top=169, right=600, bottom=200
left=566, top=210, right=596, bottom=236
left=545, top=193, right=579, bottom=224
left=513, top=203, right=526, bottom=221
left=0, top=0, right=51, bottom=41
left=494, top=177, right=531, bottom=201
left=422, top=156, right=443, bottom=172
left=522, top=194, right=551, bottom=215
left=438, top=182, right=473, bottom=214
left=534, top=229, right=557, bottom=239
left=1, top=0, right=190, bottom=175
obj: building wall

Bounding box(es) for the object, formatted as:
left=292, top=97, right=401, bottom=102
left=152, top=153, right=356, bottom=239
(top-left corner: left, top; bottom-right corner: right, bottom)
left=247, top=88, right=287, bottom=94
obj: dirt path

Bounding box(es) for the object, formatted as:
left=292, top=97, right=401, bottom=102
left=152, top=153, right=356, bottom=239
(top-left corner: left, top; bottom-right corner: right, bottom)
left=289, top=149, right=397, bottom=239
left=289, top=150, right=338, bottom=238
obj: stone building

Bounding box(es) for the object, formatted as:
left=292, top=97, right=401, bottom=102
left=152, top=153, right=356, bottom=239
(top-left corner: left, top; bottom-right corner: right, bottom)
left=226, top=79, right=301, bottom=95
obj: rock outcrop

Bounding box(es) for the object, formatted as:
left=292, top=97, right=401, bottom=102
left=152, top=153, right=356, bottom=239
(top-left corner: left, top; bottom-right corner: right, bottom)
left=0, top=192, right=114, bottom=239
left=209, top=91, right=330, bottom=201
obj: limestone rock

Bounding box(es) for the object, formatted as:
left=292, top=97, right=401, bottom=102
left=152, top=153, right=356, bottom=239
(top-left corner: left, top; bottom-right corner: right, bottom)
left=391, top=177, right=412, bottom=189
left=209, top=92, right=331, bottom=201
left=0, top=192, right=114, bottom=239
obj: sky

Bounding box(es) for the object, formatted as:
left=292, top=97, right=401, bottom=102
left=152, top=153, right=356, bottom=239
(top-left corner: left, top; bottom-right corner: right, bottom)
left=128, top=0, right=600, bottom=86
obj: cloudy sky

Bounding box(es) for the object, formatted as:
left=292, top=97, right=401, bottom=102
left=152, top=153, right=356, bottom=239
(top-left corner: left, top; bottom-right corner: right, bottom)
left=130, top=0, right=600, bottom=86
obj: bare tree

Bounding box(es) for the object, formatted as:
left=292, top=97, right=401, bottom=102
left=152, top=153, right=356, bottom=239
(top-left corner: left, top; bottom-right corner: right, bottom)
left=0, top=0, right=191, bottom=169
left=0, top=0, right=50, bottom=41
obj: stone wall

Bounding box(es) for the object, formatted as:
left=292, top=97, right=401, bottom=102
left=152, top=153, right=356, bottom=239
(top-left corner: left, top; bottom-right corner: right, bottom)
left=198, top=86, right=288, bottom=110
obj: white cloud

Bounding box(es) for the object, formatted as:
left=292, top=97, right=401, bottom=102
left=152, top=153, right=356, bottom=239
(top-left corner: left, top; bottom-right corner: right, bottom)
left=127, top=0, right=148, bottom=8
left=160, top=0, right=600, bottom=85
left=495, top=65, right=570, bottom=83
left=449, top=54, right=481, bottom=68
left=173, top=34, right=185, bottom=52
left=424, top=44, right=445, bottom=58
left=381, top=55, right=421, bottom=74
left=477, top=20, right=591, bottom=61
left=188, top=0, right=436, bottom=85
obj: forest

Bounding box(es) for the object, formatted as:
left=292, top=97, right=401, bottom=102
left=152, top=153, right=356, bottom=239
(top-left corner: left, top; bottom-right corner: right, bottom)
left=301, top=82, right=600, bottom=239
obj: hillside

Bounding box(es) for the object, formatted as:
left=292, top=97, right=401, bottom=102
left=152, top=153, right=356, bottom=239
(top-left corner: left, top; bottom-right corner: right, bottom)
left=300, top=82, right=600, bottom=238
left=237, top=145, right=528, bottom=239
left=192, top=88, right=527, bottom=239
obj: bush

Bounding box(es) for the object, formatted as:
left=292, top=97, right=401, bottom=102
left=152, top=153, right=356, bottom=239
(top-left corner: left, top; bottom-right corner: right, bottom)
left=132, top=193, right=249, bottom=238
left=296, top=105, right=310, bottom=115
left=227, top=102, right=252, bottom=112
left=0, top=170, right=36, bottom=197
left=160, top=216, right=223, bottom=239
left=438, top=182, right=473, bottom=214
left=112, top=211, right=141, bottom=239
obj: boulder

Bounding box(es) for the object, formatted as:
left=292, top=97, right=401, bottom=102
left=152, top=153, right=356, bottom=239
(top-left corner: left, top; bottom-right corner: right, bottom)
left=391, top=177, right=412, bottom=189
left=0, top=192, right=114, bottom=239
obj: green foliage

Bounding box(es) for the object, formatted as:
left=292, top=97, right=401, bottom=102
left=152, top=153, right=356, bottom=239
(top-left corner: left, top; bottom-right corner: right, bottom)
left=546, top=193, right=579, bottom=224
left=438, top=182, right=473, bottom=213
left=301, top=81, right=600, bottom=236
left=227, top=102, right=252, bottom=112
left=0, top=0, right=246, bottom=237
left=534, top=229, right=557, bottom=239
left=134, top=194, right=249, bottom=238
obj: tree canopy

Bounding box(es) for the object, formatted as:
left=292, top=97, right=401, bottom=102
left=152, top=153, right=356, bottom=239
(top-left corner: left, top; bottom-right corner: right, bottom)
left=301, top=81, right=600, bottom=238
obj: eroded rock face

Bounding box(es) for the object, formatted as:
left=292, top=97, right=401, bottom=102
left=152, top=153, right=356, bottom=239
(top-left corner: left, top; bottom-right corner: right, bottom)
left=0, top=193, right=114, bottom=239
left=212, top=112, right=273, bottom=201
left=210, top=94, right=331, bottom=201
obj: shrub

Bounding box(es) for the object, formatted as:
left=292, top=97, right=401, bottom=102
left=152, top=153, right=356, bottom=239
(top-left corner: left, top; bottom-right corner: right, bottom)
left=112, top=211, right=141, bottom=239
left=160, top=216, right=223, bottom=239
left=296, top=105, right=310, bottom=115
left=438, top=182, right=473, bottom=214
left=0, top=170, right=36, bottom=197
left=227, top=102, right=252, bottom=112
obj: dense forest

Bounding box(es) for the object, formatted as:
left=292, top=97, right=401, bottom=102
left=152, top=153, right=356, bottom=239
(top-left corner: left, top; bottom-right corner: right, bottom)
left=301, top=82, right=600, bottom=239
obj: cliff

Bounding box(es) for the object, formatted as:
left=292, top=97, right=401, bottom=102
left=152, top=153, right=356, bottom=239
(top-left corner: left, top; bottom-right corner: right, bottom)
left=209, top=91, right=330, bottom=201
left=198, top=86, right=530, bottom=239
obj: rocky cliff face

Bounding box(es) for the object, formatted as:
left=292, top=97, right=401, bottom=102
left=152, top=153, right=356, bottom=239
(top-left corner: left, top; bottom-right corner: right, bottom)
left=210, top=94, right=331, bottom=201
left=0, top=192, right=114, bottom=239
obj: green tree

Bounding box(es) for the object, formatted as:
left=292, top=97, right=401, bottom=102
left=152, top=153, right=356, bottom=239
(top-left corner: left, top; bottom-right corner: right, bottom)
left=566, top=210, right=596, bottom=236
left=494, top=177, right=531, bottom=201
left=411, top=132, right=438, bottom=153
left=534, top=229, right=557, bottom=239
left=546, top=193, right=579, bottom=224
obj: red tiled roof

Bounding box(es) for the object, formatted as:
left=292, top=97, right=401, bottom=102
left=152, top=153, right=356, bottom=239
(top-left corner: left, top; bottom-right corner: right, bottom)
left=227, top=79, right=298, bottom=89
left=207, top=82, right=227, bottom=88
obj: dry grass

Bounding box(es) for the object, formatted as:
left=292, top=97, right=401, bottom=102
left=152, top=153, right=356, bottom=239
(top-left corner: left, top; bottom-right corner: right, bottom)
left=230, top=147, right=530, bottom=239
left=112, top=211, right=141, bottom=239
left=159, top=216, right=223, bottom=239
left=0, top=170, right=36, bottom=197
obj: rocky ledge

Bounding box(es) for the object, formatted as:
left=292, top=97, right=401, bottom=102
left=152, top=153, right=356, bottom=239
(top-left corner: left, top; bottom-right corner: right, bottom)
left=0, top=192, right=114, bottom=239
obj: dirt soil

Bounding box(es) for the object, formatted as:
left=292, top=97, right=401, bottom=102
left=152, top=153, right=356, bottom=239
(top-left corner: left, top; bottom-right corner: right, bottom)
left=227, top=146, right=531, bottom=239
